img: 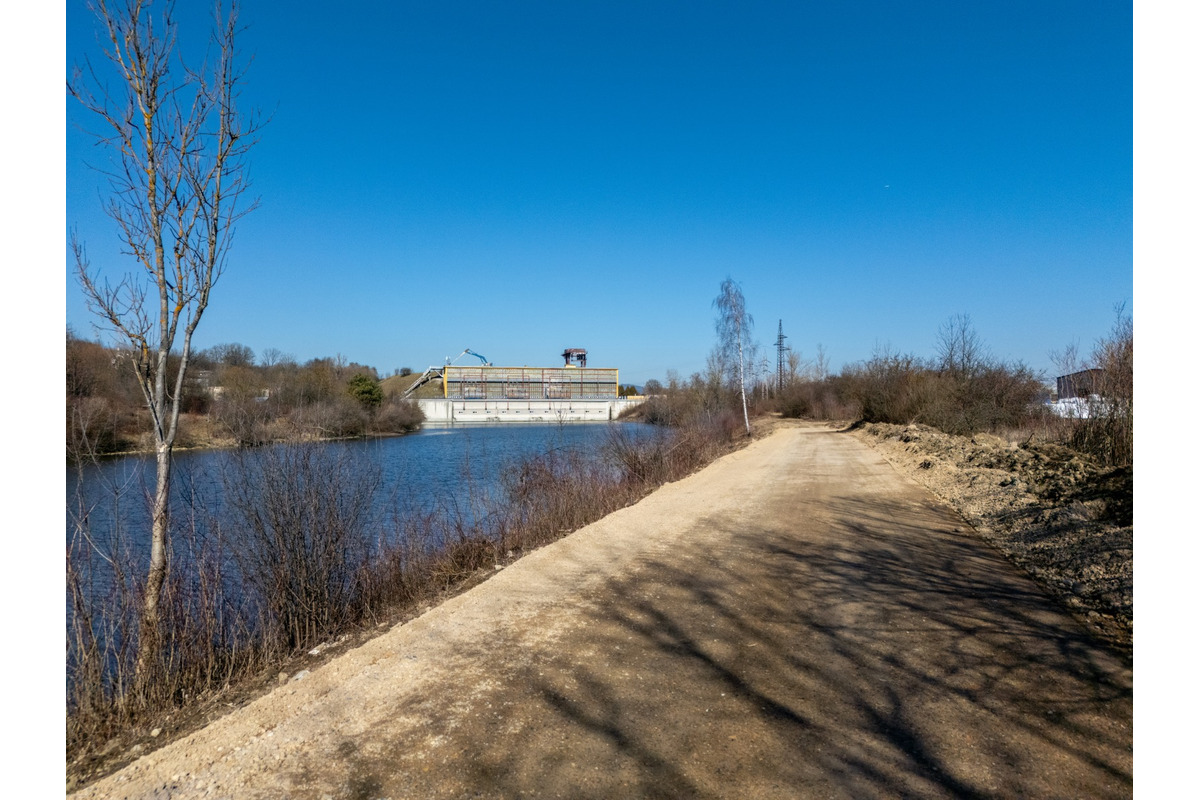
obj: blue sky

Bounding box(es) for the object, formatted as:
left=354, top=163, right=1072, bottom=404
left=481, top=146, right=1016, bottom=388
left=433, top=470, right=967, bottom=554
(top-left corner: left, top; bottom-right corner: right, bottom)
left=64, top=0, right=1132, bottom=384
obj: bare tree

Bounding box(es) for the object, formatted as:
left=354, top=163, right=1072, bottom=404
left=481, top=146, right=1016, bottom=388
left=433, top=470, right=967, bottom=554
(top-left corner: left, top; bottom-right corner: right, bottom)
left=714, top=278, right=753, bottom=435
left=260, top=347, right=283, bottom=368
left=786, top=350, right=804, bottom=386
left=207, top=341, right=256, bottom=367
left=935, top=313, right=988, bottom=379
left=814, top=343, right=830, bottom=382
left=1048, top=341, right=1081, bottom=377
left=69, top=0, right=261, bottom=689
left=1087, top=305, right=1133, bottom=466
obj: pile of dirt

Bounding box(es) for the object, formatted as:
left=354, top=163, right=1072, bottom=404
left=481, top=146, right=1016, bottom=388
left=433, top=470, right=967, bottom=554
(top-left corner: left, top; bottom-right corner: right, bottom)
left=849, top=422, right=1132, bottom=658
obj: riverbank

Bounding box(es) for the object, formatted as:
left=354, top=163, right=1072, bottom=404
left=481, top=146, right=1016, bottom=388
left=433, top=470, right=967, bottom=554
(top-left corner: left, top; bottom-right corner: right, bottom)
left=68, top=411, right=427, bottom=461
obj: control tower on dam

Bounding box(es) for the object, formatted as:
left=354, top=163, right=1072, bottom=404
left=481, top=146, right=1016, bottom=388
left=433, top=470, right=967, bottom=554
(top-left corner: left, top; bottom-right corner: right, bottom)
left=411, top=350, right=643, bottom=423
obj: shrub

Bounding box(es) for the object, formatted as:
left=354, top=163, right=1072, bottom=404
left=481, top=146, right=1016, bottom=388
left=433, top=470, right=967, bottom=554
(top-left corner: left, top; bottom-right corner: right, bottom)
left=777, top=380, right=856, bottom=421
left=783, top=343, right=1042, bottom=437
left=1067, top=311, right=1133, bottom=467
left=212, top=396, right=271, bottom=446
left=347, top=373, right=384, bottom=409
left=66, top=396, right=123, bottom=458
left=634, top=378, right=735, bottom=430
left=429, top=537, right=497, bottom=589
left=372, top=398, right=425, bottom=433
left=846, top=349, right=930, bottom=425
left=287, top=398, right=369, bottom=438
left=223, top=444, right=379, bottom=651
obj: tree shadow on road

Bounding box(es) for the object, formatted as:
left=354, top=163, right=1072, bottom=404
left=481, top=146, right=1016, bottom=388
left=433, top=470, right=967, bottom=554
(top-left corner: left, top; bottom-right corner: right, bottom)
left=459, top=492, right=1131, bottom=799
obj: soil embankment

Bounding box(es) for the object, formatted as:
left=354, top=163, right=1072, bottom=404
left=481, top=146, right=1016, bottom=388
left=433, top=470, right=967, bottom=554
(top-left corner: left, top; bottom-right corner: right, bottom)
left=849, top=422, right=1132, bottom=655
left=71, top=421, right=1132, bottom=799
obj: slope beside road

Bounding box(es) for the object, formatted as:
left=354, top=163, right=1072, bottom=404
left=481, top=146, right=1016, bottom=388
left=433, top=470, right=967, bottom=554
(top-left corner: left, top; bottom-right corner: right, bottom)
left=71, top=421, right=1132, bottom=799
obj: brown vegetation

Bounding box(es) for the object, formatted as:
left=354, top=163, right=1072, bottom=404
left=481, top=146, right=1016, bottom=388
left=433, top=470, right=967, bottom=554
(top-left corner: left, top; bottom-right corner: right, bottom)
left=66, top=331, right=424, bottom=457
left=770, top=312, right=1133, bottom=469
left=1063, top=310, right=1133, bottom=467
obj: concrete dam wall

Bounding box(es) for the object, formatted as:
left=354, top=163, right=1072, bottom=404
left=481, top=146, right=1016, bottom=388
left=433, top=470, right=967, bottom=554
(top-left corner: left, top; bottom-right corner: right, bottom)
left=417, top=397, right=644, bottom=424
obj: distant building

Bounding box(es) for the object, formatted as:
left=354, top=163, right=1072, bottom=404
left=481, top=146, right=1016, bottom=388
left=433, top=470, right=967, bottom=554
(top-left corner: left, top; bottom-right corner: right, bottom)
left=441, top=365, right=619, bottom=401
left=1055, top=368, right=1103, bottom=401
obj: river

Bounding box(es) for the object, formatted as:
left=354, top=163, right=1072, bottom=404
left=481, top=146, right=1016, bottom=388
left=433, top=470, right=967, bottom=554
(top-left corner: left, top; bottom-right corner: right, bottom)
left=66, top=421, right=660, bottom=606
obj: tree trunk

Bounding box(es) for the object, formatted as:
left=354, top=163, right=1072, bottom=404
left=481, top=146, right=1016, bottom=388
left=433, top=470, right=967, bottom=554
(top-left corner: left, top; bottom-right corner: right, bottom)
left=135, top=442, right=172, bottom=693
left=737, top=332, right=750, bottom=435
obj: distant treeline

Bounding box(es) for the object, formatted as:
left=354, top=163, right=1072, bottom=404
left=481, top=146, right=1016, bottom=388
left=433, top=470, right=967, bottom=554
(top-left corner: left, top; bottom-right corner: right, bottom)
left=67, top=330, right=423, bottom=457
left=633, top=312, right=1132, bottom=468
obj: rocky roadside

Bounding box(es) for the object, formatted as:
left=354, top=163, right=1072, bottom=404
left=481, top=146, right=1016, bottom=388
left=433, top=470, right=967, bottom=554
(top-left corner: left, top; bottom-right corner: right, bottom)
left=848, top=422, right=1132, bottom=660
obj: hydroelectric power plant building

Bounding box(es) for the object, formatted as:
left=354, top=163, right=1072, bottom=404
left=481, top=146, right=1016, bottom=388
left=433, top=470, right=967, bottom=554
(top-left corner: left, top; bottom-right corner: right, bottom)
left=409, top=349, right=643, bottom=423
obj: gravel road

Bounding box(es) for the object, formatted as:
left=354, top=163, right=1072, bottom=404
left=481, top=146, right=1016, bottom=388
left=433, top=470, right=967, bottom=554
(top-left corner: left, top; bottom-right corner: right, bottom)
left=71, top=421, right=1132, bottom=799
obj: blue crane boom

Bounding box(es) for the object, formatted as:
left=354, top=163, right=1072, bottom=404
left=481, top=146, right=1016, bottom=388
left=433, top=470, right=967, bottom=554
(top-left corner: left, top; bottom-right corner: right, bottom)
left=444, top=349, right=492, bottom=366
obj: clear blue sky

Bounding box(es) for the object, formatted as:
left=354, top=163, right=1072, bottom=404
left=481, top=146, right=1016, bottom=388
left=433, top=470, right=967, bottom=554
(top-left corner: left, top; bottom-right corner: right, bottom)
left=65, top=0, right=1132, bottom=384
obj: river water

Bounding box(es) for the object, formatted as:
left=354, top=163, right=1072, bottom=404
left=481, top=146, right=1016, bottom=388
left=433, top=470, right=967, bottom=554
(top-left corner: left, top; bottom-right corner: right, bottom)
left=66, top=422, right=660, bottom=602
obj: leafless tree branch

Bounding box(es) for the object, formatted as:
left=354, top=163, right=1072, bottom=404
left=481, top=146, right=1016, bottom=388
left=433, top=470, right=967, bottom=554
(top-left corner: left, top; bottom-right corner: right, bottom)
left=68, top=0, right=261, bottom=692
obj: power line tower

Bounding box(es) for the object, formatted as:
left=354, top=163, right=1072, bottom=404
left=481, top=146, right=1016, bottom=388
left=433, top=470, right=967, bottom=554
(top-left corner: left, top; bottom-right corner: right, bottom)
left=776, top=320, right=789, bottom=393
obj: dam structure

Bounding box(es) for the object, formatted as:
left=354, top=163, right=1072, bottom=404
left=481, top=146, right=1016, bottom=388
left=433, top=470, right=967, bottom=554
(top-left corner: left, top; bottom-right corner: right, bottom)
left=408, top=350, right=643, bottom=424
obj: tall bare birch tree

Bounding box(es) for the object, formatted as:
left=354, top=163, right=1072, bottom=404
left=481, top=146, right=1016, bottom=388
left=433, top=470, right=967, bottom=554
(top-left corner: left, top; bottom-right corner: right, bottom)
left=69, top=0, right=260, bottom=690
left=714, top=278, right=753, bottom=435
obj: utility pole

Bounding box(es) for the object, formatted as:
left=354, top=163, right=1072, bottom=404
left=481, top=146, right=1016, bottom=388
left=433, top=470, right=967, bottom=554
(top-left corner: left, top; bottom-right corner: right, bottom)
left=776, top=320, right=789, bottom=392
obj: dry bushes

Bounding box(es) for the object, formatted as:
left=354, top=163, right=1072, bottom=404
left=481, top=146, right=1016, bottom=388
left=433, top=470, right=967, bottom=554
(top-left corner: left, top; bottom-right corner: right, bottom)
left=497, top=417, right=737, bottom=556
left=211, top=397, right=273, bottom=446
left=500, top=447, right=623, bottom=551
left=67, top=479, right=264, bottom=754
left=1068, top=312, right=1133, bottom=467
left=636, top=389, right=705, bottom=427
left=823, top=350, right=1043, bottom=436
left=372, top=398, right=425, bottom=434
left=775, top=317, right=1044, bottom=438
left=223, top=446, right=379, bottom=652
left=775, top=312, right=1132, bottom=469
left=428, top=537, right=497, bottom=590
left=776, top=379, right=858, bottom=421
left=66, top=332, right=144, bottom=456
left=66, top=397, right=127, bottom=458
left=285, top=399, right=370, bottom=439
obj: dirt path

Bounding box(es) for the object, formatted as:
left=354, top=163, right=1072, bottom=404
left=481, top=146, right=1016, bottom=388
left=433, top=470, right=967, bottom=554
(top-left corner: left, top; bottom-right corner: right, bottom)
left=72, top=422, right=1131, bottom=799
